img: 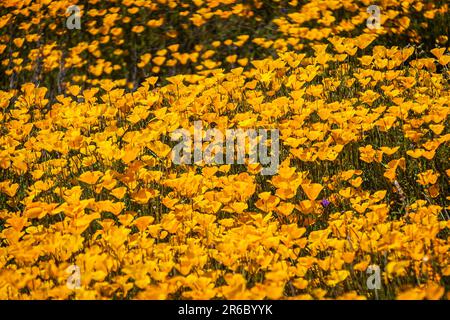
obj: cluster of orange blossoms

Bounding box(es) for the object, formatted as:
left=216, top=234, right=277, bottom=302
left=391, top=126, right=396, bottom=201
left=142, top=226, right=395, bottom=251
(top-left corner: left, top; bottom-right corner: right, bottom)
left=0, top=0, right=449, bottom=299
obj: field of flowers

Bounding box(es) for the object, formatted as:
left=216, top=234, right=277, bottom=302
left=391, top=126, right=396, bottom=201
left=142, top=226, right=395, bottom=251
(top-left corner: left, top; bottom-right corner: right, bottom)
left=0, top=0, right=449, bottom=300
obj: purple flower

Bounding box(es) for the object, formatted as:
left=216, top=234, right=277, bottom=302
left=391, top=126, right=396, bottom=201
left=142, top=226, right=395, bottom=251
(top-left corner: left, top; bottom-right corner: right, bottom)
left=321, top=199, right=331, bottom=207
